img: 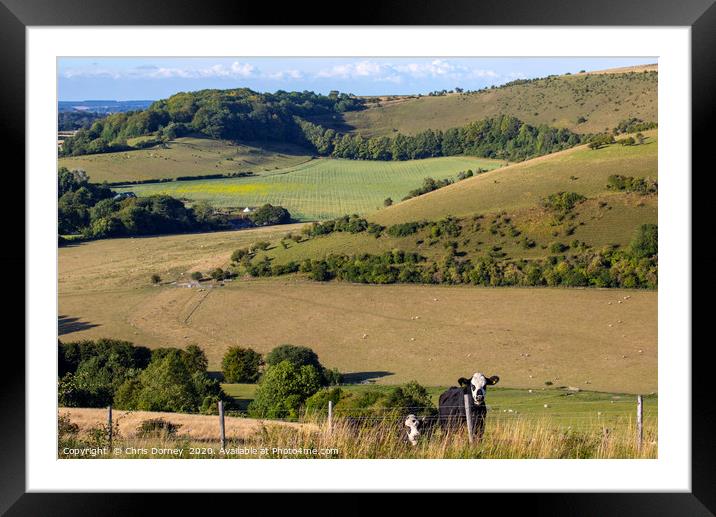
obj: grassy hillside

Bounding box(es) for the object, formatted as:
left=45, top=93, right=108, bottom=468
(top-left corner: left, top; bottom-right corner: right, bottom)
left=114, top=156, right=505, bottom=221
left=58, top=136, right=313, bottom=183
left=312, top=71, right=657, bottom=137
left=372, top=131, right=657, bottom=225
left=254, top=132, right=656, bottom=268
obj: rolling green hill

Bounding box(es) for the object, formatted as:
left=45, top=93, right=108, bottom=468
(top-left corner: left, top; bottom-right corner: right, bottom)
left=310, top=70, right=657, bottom=138
left=58, top=136, right=313, bottom=183
left=114, top=155, right=504, bottom=221
left=255, top=131, right=657, bottom=270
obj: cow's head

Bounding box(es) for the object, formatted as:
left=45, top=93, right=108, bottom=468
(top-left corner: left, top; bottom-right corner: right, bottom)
left=458, top=372, right=500, bottom=406
left=404, top=414, right=421, bottom=446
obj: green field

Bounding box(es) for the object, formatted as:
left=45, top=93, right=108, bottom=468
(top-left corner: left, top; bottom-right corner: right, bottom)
left=221, top=382, right=656, bottom=429
left=114, top=155, right=505, bottom=221
left=59, top=136, right=313, bottom=183
left=312, top=69, right=657, bottom=138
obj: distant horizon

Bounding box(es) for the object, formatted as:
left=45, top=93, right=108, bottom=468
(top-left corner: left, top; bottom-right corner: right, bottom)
left=58, top=57, right=656, bottom=102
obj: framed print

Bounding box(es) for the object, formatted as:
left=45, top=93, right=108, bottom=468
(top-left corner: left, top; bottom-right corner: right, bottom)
left=3, top=0, right=713, bottom=512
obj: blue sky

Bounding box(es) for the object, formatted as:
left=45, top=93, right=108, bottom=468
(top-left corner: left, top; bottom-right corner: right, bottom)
left=58, top=57, right=656, bottom=101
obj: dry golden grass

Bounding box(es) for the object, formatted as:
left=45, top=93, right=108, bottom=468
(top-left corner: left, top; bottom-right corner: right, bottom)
left=59, top=408, right=656, bottom=459
left=60, top=276, right=657, bottom=393
left=60, top=407, right=314, bottom=442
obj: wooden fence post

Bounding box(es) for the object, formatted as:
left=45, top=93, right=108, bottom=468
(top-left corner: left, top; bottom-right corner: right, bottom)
left=463, top=393, right=474, bottom=444
left=218, top=400, right=226, bottom=449
left=107, top=405, right=113, bottom=448
left=636, top=395, right=643, bottom=453
left=328, top=400, right=333, bottom=434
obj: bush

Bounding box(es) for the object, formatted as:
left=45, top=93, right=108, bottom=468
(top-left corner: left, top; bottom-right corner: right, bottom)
left=222, top=346, right=262, bottom=383
left=231, top=248, right=251, bottom=262
left=151, top=273, right=161, bottom=284
left=549, top=242, right=568, bottom=254
left=304, top=387, right=342, bottom=418
left=136, top=418, right=182, bottom=438
left=249, top=204, right=291, bottom=226
left=247, top=361, right=322, bottom=420
left=190, top=271, right=203, bottom=281
left=251, top=241, right=271, bottom=252
left=387, top=221, right=425, bottom=237
left=383, top=197, right=393, bottom=207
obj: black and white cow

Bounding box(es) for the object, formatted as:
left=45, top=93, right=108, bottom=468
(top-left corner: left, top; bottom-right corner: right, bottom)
left=403, top=414, right=439, bottom=445
left=438, top=372, right=500, bottom=440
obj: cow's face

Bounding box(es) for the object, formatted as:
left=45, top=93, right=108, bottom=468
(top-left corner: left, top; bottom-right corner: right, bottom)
left=459, top=372, right=500, bottom=406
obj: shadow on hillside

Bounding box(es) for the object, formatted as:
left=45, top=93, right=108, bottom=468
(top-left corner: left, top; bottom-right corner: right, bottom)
left=342, top=371, right=394, bottom=384
left=58, top=315, right=100, bottom=335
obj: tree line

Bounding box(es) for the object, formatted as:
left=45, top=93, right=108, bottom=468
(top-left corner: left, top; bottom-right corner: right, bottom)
left=58, top=167, right=292, bottom=241
left=297, top=114, right=582, bottom=162
left=60, top=88, right=365, bottom=157
left=60, top=84, right=583, bottom=165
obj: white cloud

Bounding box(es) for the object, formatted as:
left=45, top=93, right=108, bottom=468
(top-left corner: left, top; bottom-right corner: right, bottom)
left=265, top=69, right=304, bottom=80
left=316, top=60, right=389, bottom=79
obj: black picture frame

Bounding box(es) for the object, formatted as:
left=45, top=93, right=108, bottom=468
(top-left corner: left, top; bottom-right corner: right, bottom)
left=3, top=0, right=712, bottom=513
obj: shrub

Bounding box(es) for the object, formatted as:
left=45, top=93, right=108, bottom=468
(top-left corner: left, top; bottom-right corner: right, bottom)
left=136, top=418, right=182, bottom=438
left=549, top=242, right=568, bottom=254
left=542, top=192, right=586, bottom=213
left=387, top=221, right=425, bottom=237
left=222, top=346, right=262, bottom=383
left=231, top=248, right=251, bottom=262
left=150, top=273, right=161, bottom=284
left=190, top=271, right=203, bottom=281
left=251, top=241, right=271, bottom=252
left=249, top=204, right=291, bottom=226
left=304, top=387, right=343, bottom=418
left=383, top=197, right=393, bottom=207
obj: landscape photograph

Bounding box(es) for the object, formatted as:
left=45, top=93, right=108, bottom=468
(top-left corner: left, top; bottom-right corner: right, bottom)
left=56, top=57, right=658, bottom=459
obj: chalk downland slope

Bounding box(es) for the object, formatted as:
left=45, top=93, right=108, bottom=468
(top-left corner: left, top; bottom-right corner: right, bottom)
left=257, top=131, right=657, bottom=266
left=58, top=136, right=313, bottom=184
left=311, top=69, right=657, bottom=137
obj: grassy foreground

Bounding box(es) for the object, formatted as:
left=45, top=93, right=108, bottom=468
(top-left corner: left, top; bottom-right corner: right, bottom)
left=58, top=390, right=657, bottom=459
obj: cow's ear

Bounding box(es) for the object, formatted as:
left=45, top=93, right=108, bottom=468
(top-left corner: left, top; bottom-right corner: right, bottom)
left=487, top=375, right=500, bottom=385
left=457, top=377, right=471, bottom=387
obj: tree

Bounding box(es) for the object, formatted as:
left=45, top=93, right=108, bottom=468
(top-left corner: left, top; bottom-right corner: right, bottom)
left=249, top=204, right=291, bottom=226
left=151, top=274, right=161, bottom=284
left=383, top=197, right=393, bottom=207
left=183, top=344, right=208, bottom=374
left=190, top=271, right=203, bottom=281
left=222, top=346, right=262, bottom=383
left=630, top=224, right=657, bottom=258
left=265, top=344, right=322, bottom=371
left=247, top=360, right=322, bottom=420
